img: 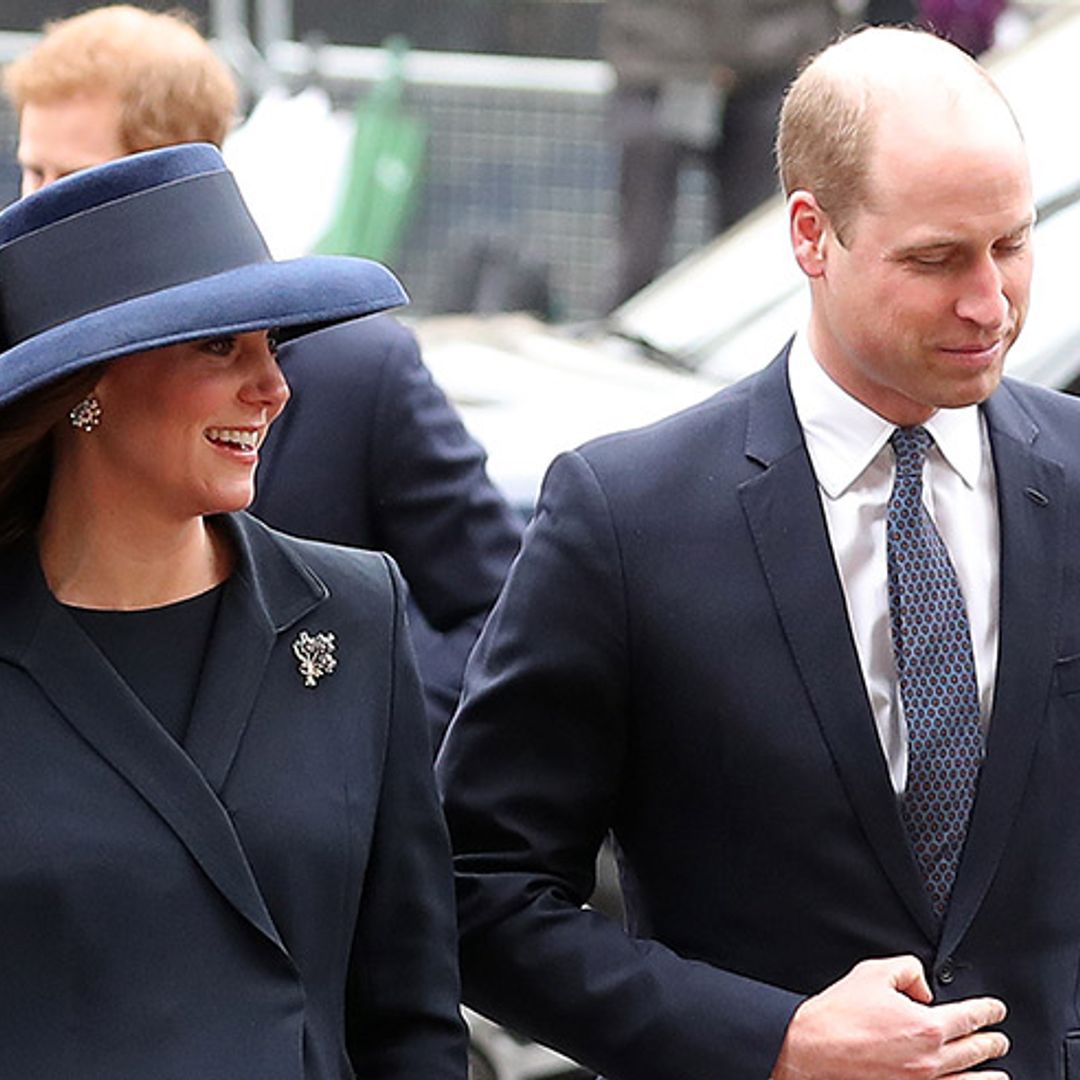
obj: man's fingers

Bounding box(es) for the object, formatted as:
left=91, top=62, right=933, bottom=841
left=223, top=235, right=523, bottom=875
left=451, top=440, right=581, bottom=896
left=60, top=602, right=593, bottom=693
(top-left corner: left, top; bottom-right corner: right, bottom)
left=940, top=1028, right=1010, bottom=1075
left=935, top=995, right=1008, bottom=1042
left=883, top=954, right=934, bottom=1004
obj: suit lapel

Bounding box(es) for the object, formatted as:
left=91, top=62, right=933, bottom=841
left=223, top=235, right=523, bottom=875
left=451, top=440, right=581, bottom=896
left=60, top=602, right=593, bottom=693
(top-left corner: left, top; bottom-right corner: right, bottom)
left=738, top=351, right=938, bottom=938
left=940, top=385, right=1065, bottom=954
left=737, top=365, right=1067, bottom=947
left=0, top=516, right=328, bottom=958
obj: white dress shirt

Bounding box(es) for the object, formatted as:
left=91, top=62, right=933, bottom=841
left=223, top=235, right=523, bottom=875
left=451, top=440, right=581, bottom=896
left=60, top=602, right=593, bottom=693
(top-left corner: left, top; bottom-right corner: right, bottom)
left=787, top=334, right=1000, bottom=794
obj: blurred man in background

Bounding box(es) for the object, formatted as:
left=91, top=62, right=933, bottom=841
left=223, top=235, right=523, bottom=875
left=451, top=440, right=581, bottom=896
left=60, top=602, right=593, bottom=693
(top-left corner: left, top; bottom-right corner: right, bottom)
left=601, top=0, right=839, bottom=307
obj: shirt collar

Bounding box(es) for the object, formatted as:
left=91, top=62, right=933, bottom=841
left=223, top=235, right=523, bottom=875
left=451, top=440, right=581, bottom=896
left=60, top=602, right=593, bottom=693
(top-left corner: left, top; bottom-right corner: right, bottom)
left=788, top=332, right=984, bottom=498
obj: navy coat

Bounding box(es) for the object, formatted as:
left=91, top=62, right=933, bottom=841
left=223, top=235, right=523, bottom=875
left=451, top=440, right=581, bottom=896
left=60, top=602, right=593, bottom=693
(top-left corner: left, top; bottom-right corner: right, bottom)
left=438, top=347, right=1080, bottom=1079
left=252, top=315, right=523, bottom=739
left=0, top=513, right=466, bottom=1079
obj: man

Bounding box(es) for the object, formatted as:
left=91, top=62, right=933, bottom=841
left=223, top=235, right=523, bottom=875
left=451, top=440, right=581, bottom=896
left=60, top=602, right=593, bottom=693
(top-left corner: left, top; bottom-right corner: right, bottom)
left=438, top=26, right=1072, bottom=1077
left=5, top=5, right=523, bottom=741
left=601, top=0, right=839, bottom=307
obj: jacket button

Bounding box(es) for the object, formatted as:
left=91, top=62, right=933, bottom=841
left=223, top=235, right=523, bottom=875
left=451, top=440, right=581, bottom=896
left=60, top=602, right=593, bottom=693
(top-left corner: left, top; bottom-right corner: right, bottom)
left=937, top=959, right=956, bottom=985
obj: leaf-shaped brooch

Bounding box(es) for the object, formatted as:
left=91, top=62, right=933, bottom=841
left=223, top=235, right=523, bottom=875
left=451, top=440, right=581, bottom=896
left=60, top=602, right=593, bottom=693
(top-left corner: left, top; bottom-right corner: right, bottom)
left=292, top=630, right=337, bottom=687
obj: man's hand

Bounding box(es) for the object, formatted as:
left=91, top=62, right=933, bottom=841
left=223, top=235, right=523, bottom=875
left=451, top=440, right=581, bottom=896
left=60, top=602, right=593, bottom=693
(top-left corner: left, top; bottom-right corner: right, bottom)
left=770, top=955, right=1010, bottom=1080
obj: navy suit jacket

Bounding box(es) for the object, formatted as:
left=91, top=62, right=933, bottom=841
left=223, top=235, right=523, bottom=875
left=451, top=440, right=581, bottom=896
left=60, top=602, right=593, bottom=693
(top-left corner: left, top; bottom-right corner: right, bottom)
left=252, top=315, right=523, bottom=740
left=438, top=347, right=1080, bottom=1079
left=0, top=514, right=466, bottom=1079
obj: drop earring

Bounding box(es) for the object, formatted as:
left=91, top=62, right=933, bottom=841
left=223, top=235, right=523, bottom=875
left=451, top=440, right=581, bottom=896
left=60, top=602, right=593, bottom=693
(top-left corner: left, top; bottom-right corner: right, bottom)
left=69, top=395, right=102, bottom=432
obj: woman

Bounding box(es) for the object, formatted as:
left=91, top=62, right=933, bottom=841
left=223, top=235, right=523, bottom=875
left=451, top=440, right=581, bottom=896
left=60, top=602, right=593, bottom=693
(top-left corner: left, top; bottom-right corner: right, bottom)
left=0, top=144, right=466, bottom=1079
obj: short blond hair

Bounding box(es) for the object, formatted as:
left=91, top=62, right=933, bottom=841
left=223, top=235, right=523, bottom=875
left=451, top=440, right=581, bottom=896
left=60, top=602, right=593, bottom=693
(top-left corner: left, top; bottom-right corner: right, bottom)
left=776, top=53, right=870, bottom=245
left=776, top=25, right=1013, bottom=243
left=3, top=5, right=237, bottom=151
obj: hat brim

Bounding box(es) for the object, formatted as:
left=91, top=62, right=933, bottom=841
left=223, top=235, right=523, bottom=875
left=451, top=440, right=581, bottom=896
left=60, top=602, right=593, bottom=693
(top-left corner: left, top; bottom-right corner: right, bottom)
left=0, top=254, right=406, bottom=409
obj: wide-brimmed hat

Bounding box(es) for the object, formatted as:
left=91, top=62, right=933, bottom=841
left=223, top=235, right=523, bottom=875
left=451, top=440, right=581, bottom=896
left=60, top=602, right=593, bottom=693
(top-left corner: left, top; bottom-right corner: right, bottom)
left=0, top=142, right=407, bottom=409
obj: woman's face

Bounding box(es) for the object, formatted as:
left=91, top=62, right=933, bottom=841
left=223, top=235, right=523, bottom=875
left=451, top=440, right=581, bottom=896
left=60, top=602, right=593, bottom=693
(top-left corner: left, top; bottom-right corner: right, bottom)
left=65, top=331, right=289, bottom=524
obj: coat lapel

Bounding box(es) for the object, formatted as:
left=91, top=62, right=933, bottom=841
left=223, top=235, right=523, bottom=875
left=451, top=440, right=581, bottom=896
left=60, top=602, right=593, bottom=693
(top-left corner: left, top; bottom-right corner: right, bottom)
left=182, top=514, right=327, bottom=793
left=0, top=516, right=328, bottom=958
left=738, top=351, right=938, bottom=938
left=940, top=384, right=1065, bottom=955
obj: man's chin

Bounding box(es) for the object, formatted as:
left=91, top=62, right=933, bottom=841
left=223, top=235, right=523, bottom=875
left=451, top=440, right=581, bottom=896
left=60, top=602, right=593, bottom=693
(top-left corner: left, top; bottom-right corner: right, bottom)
left=943, top=368, right=1005, bottom=409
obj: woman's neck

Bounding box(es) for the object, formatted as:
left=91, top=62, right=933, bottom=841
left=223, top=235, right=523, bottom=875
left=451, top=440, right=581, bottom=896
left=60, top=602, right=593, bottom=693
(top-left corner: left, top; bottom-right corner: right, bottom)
left=37, top=504, right=233, bottom=610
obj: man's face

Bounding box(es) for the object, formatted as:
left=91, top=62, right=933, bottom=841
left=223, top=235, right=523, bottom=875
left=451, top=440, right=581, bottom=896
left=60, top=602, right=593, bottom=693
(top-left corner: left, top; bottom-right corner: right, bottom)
left=801, top=96, right=1034, bottom=427
left=17, top=94, right=127, bottom=195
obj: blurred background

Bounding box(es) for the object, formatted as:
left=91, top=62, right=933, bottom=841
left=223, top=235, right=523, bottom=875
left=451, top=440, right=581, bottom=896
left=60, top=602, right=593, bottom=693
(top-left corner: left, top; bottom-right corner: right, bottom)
left=0, top=0, right=722, bottom=323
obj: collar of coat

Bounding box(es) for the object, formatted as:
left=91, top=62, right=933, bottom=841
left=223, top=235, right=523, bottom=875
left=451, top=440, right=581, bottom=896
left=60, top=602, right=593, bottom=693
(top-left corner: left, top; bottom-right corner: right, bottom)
left=0, top=511, right=327, bottom=665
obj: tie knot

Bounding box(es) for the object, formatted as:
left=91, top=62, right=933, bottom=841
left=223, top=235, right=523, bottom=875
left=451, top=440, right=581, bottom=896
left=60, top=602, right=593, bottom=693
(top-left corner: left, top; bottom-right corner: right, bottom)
left=891, top=425, right=932, bottom=478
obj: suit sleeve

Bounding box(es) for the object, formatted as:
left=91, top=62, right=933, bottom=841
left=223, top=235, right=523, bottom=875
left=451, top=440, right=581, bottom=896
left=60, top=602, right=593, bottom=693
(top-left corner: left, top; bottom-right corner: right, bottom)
left=436, top=450, right=802, bottom=1080
left=368, top=322, right=522, bottom=632
left=345, top=556, right=468, bottom=1079
left=368, top=323, right=522, bottom=739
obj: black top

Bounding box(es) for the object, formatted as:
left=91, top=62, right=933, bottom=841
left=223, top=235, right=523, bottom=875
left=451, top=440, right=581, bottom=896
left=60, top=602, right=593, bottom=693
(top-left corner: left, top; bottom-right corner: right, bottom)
left=67, top=584, right=224, bottom=744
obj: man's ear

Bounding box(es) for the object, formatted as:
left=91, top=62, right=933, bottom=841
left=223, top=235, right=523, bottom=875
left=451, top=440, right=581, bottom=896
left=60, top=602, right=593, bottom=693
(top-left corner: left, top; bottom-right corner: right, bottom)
left=788, top=190, right=830, bottom=278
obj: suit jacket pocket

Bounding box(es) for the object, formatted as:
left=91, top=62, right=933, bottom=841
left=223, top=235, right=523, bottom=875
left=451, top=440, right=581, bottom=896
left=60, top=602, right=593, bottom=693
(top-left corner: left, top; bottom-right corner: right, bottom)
left=1055, top=654, right=1080, bottom=697
left=1067, top=1031, right=1080, bottom=1078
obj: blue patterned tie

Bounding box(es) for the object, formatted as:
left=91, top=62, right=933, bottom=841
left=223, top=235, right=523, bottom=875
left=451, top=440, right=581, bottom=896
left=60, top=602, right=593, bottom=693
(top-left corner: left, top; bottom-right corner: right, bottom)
left=887, top=426, right=983, bottom=920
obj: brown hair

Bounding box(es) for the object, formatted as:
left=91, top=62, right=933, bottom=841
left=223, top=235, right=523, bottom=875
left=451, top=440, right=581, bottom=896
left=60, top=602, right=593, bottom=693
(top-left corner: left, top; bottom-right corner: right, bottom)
left=3, top=5, right=238, bottom=151
left=0, top=367, right=101, bottom=549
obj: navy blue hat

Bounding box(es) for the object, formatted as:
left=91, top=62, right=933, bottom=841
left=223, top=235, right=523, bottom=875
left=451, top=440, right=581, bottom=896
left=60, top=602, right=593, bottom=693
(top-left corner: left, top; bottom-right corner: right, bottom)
left=0, top=142, right=407, bottom=408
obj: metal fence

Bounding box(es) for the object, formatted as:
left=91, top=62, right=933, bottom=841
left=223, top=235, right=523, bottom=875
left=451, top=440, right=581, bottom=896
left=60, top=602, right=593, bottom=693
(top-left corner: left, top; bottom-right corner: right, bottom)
left=267, top=43, right=712, bottom=320
left=0, top=96, right=17, bottom=207
left=0, top=22, right=713, bottom=322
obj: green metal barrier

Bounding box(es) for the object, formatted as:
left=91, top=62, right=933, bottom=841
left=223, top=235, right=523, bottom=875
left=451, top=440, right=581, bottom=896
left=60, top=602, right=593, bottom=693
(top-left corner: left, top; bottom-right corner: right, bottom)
left=314, top=35, right=426, bottom=263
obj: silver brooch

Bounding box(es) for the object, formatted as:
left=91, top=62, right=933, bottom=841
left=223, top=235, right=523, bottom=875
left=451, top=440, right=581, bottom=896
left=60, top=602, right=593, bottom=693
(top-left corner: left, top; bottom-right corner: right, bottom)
left=292, top=630, right=337, bottom=687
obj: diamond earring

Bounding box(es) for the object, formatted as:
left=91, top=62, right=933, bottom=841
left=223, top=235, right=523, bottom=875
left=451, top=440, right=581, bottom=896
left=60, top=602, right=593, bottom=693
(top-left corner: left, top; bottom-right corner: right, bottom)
left=69, top=395, right=102, bottom=432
